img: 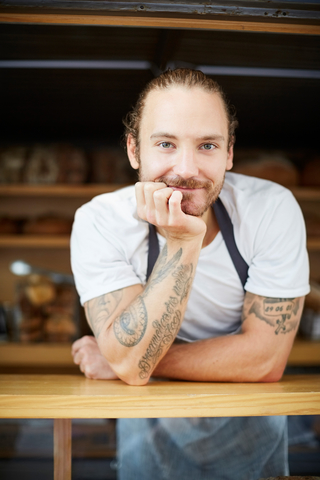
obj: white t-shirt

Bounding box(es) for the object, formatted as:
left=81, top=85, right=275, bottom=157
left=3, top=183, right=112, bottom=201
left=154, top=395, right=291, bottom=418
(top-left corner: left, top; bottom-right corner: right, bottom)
left=71, top=172, right=310, bottom=342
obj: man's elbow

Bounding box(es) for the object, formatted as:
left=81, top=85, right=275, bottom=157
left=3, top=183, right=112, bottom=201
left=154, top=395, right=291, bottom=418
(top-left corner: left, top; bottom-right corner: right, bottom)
left=114, top=363, right=151, bottom=386
left=258, top=359, right=286, bottom=383
left=98, top=345, right=150, bottom=386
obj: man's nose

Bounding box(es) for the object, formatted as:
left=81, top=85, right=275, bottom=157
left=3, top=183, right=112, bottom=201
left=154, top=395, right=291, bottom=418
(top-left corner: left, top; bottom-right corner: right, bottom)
left=172, top=150, right=199, bottom=179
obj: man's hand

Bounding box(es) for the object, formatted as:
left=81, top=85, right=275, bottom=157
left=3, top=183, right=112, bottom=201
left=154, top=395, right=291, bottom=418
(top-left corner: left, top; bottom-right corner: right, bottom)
left=71, top=335, right=119, bottom=380
left=135, top=182, right=206, bottom=242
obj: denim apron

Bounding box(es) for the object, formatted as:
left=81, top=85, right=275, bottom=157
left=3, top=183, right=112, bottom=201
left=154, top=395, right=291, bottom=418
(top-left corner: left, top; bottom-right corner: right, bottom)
left=117, top=199, right=289, bottom=480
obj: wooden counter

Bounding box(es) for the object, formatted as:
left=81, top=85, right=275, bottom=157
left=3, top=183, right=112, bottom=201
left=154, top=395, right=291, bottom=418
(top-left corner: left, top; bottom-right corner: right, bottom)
left=1, top=374, right=319, bottom=419
left=1, top=373, right=319, bottom=480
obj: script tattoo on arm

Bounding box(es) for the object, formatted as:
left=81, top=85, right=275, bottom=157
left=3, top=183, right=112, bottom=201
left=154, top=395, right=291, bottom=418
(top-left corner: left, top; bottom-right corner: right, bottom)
left=85, top=290, right=123, bottom=338
left=138, top=260, right=194, bottom=379
left=113, top=245, right=182, bottom=347
left=242, top=292, right=301, bottom=335
left=142, top=244, right=182, bottom=296
left=173, top=264, right=194, bottom=304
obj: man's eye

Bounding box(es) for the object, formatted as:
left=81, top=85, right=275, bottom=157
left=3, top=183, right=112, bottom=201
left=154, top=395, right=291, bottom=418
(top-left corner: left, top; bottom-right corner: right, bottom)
left=201, top=144, right=215, bottom=150
left=159, top=142, right=173, bottom=149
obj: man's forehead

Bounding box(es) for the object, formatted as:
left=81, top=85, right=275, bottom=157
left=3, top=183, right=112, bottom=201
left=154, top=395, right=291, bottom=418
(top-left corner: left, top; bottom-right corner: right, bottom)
left=141, top=85, right=228, bottom=134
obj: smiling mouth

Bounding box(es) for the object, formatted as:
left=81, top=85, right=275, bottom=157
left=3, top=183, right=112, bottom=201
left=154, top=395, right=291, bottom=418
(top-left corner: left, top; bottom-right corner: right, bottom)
left=169, top=186, right=203, bottom=191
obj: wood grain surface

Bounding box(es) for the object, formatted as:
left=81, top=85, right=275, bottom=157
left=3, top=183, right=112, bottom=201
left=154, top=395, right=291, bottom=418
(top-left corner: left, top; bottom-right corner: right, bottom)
left=0, top=374, right=319, bottom=419
left=54, top=419, right=71, bottom=480
left=0, top=14, right=319, bottom=35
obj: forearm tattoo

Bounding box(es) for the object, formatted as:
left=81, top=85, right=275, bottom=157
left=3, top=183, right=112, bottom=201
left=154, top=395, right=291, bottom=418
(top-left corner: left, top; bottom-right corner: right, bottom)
left=242, top=292, right=301, bottom=335
left=86, top=290, right=123, bottom=338
left=113, top=297, right=148, bottom=347
left=138, top=259, right=194, bottom=379
left=112, top=244, right=182, bottom=347
left=110, top=243, right=194, bottom=379
left=142, top=244, right=182, bottom=296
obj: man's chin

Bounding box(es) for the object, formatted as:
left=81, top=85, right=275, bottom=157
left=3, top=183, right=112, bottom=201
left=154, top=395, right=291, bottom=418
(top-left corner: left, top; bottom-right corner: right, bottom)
left=181, top=201, right=210, bottom=217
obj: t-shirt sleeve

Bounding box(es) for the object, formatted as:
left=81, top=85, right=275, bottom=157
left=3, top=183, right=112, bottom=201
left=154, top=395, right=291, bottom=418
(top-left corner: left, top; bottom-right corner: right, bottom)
left=244, top=190, right=310, bottom=298
left=70, top=205, right=142, bottom=306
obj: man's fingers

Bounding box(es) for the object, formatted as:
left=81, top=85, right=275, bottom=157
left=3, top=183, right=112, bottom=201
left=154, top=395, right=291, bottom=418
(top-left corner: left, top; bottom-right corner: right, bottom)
left=135, top=182, right=167, bottom=222
left=72, top=349, right=84, bottom=365
left=153, top=187, right=175, bottom=223
left=71, top=335, right=95, bottom=356
left=135, top=182, right=146, bottom=219
left=168, top=190, right=183, bottom=218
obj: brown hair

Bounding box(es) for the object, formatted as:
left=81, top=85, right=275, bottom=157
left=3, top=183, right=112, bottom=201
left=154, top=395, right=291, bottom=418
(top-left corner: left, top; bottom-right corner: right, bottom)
left=123, top=68, right=238, bottom=155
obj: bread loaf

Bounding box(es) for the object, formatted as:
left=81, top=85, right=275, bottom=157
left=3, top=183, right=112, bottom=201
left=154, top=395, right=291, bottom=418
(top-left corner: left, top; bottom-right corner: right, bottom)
left=232, top=152, right=299, bottom=187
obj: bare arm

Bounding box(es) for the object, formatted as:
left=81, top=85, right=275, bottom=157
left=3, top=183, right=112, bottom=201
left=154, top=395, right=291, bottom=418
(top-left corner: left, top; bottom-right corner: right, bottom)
left=75, top=182, right=206, bottom=385
left=152, top=292, right=305, bottom=383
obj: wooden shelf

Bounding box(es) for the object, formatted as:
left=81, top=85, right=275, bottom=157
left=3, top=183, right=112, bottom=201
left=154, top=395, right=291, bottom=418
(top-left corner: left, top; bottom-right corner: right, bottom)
left=0, top=343, right=75, bottom=367
left=0, top=235, right=319, bottom=251
left=0, top=235, right=70, bottom=248
left=0, top=235, right=320, bottom=250
left=307, top=238, right=320, bottom=251
left=0, top=339, right=319, bottom=369
left=288, top=338, right=320, bottom=366
left=0, top=184, right=130, bottom=197
left=0, top=184, right=320, bottom=200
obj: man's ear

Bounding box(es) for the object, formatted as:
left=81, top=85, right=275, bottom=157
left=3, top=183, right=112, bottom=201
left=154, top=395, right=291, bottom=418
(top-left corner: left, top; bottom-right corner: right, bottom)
left=226, top=143, right=234, bottom=171
left=127, top=134, right=139, bottom=170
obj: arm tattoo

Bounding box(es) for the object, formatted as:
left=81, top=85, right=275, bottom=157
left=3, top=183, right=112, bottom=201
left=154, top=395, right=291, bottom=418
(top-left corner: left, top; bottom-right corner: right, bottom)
left=113, top=297, right=148, bottom=347
left=242, top=292, right=301, bottom=335
left=142, top=244, right=182, bottom=296
left=138, top=258, right=194, bottom=379
left=173, top=264, right=194, bottom=304
left=86, top=290, right=123, bottom=338
left=113, top=245, right=182, bottom=347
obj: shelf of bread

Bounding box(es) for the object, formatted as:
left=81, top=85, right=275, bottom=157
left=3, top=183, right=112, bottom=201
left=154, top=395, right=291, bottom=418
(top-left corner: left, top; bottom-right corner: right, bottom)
left=0, top=235, right=70, bottom=248
left=0, top=184, right=320, bottom=200
left=0, top=338, right=319, bottom=368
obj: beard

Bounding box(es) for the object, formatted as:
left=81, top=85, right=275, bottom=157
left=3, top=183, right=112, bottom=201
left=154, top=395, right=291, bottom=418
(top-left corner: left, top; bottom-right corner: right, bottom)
left=139, top=170, right=225, bottom=217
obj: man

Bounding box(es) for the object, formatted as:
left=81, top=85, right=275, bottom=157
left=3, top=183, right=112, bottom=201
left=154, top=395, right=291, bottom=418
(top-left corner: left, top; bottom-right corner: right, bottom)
left=71, top=69, right=309, bottom=479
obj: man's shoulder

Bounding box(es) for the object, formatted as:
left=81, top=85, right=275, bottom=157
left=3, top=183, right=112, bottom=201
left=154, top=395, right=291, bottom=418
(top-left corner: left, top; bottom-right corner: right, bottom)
left=73, top=184, right=146, bottom=241
left=77, top=185, right=137, bottom=220
left=222, top=172, right=295, bottom=215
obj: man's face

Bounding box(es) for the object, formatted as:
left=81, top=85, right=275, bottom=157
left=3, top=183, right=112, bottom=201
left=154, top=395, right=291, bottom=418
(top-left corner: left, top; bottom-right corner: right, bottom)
left=127, top=86, right=233, bottom=217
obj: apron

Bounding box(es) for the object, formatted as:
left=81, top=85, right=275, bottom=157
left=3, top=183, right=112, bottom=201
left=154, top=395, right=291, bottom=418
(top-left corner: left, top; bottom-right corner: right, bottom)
left=118, top=198, right=288, bottom=480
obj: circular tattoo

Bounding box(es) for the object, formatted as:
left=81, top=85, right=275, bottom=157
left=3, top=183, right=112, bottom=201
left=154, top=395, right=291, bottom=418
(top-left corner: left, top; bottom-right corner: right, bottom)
left=113, top=297, right=148, bottom=347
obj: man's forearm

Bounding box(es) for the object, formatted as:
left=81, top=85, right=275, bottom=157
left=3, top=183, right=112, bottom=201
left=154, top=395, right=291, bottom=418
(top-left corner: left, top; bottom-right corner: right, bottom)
left=96, top=238, right=202, bottom=385
left=152, top=334, right=286, bottom=383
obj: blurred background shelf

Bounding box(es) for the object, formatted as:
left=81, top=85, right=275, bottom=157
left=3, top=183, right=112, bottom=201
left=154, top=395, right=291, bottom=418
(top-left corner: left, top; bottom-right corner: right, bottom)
left=0, top=185, right=320, bottom=199
left=0, top=235, right=70, bottom=248
left=0, top=338, right=319, bottom=373
left=0, top=184, right=130, bottom=197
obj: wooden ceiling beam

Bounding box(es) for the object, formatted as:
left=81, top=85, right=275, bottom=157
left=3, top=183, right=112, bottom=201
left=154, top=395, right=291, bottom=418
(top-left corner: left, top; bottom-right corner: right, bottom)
left=0, top=13, right=319, bottom=35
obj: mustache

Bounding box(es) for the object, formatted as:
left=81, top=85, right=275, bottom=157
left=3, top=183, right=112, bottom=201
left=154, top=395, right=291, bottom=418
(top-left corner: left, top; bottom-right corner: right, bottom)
left=157, top=176, right=212, bottom=190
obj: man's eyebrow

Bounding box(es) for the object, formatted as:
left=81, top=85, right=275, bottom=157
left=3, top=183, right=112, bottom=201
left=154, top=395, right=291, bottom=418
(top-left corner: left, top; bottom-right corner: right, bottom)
left=197, top=134, right=225, bottom=142
left=150, top=132, right=225, bottom=142
left=150, top=132, right=177, bottom=140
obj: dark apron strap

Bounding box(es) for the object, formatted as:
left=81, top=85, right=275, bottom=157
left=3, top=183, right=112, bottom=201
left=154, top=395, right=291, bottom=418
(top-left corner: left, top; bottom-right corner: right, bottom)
left=212, top=198, right=249, bottom=289
left=147, top=198, right=249, bottom=289
left=147, top=222, right=160, bottom=280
